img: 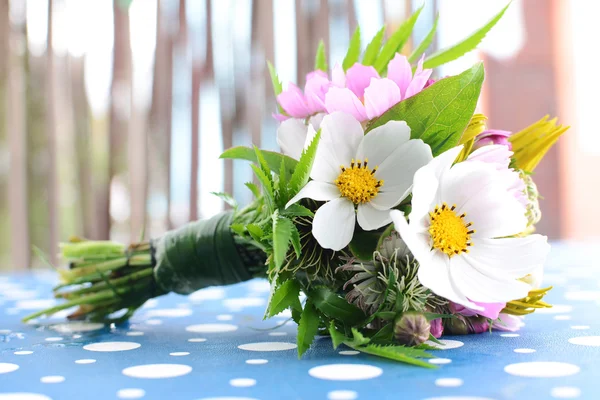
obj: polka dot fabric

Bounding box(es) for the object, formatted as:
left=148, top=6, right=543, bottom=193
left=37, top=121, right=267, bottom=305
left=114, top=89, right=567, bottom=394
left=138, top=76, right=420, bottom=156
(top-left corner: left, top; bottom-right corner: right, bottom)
left=0, top=243, right=597, bottom=399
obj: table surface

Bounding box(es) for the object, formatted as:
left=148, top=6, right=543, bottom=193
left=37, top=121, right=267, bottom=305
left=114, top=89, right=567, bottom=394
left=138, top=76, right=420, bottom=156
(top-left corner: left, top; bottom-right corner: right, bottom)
left=1, top=242, right=599, bottom=400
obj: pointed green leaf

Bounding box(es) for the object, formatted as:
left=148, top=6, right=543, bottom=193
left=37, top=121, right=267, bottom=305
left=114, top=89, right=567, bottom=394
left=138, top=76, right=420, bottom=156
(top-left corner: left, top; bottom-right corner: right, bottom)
left=423, top=3, right=510, bottom=70
left=265, top=279, right=302, bottom=318
left=375, top=311, right=397, bottom=321
left=281, top=204, right=314, bottom=218
left=267, top=61, right=286, bottom=114
left=245, top=182, right=261, bottom=199
left=348, top=229, right=380, bottom=261
left=251, top=164, right=275, bottom=212
left=314, top=40, right=328, bottom=72
left=350, top=344, right=436, bottom=368
left=220, top=146, right=298, bottom=176
left=246, top=223, right=264, bottom=243
left=272, top=214, right=294, bottom=269
left=343, top=26, right=361, bottom=71
left=290, top=223, right=302, bottom=259
left=328, top=321, right=347, bottom=349
left=230, top=223, right=245, bottom=236
left=210, top=192, right=237, bottom=210
left=408, top=14, right=439, bottom=63
left=370, top=322, right=394, bottom=343
left=308, top=287, right=366, bottom=325
left=297, top=300, right=320, bottom=358
left=289, top=130, right=321, bottom=197
left=362, top=26, right=386, bottom=66
left=277, top=159, right=289, bottom=207
left=254, top=146, right=274, bottom=186
left=367, top=62, right=485, bottom=156
left=374, top=5, right=423, bottom=73
left=350, top=328, right=371, bottom=346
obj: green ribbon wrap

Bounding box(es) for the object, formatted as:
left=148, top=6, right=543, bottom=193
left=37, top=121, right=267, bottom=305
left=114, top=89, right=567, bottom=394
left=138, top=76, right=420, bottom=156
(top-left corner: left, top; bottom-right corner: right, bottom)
left=153, top=211, right=255, bottom=295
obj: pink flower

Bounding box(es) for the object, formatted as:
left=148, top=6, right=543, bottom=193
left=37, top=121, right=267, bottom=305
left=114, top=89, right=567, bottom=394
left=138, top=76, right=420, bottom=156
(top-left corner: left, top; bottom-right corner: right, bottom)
left=492, top=313, right=525, bottom=332
left=449, top=300, right=506, bottom=320
left=324, top=54, right=432, bottom=121
left=430, top=318, right=444, bottom=338
left=276, top=70, right=330, bottom=121
left=468, top=317, right=490, bottom=334
left=474, top=129, right=513, bottom=150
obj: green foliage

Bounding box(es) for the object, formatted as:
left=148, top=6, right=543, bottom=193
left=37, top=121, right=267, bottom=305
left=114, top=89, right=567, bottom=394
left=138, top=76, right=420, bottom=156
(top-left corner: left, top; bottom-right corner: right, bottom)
left=328, top=321, right=347, bottom=349
left=349, top=328, right=371, bottom=346
left=348, top=229, right=380, bottom=261
left=309, top=287, right=366, bottom=325
left=374, top=5, right=423, bottom=73
left=362, top=26, right=385, bottom=66
left=297, top=300, right=320, bottom=358
left=315, top=40, right=328, bottom=72
left=289, top=224, right=302, bottom=259
left=245, top=182, right=261, bottom=199
left=277, top=160, right=289, bottom=208
left=288, top=131, right=321, bottom=199
left=246, top=223, right=264, bottom=243
left=272, top=212, right=294, bottom=270
left=370, top=322, right=394, bottom=342
left=355, top=344, right=436, bottom=368
left=265, top=279, right=302, bottom=318
left=220, top=146, right=298, bottom=176
left=423, top=3, right=510, bottom=70
left=343, top=26, right=361, bottom=71
left=210, top=192, right=237, bottom=210
left=267, top=61, right=285, bottom=114
left=281, top=204, right=314, bottom=218
left=367, top=62, right=485, bottom=156
left=251, top=164, right=275, bottom=213
left=408, top=15, right=439, bottom=63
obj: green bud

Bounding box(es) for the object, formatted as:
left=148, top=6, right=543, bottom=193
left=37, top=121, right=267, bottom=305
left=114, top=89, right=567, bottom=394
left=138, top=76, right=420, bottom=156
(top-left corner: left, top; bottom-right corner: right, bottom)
left=394, top=312, right=430, bottom=346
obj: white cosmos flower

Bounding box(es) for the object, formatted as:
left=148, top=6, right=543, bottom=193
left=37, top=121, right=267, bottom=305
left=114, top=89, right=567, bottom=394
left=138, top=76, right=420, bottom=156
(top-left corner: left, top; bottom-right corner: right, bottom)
left=390, top=146, right=551, bottom=310
left=276, top=115, right=323, bottom=160
left=286, top=112, right=433, bottom=251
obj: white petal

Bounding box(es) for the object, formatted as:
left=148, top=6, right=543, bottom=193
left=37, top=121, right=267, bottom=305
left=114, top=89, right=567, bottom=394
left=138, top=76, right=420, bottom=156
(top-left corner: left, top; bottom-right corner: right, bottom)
left=355, top=120, right=411, bottom=167
left=423, top=145, right=464, bottom=182
left=312, top=197, right=356, bottom=251
left=285, top=181, right=340, bottom=209
left=277, top=118, right=308, bottom=160
left=357, top=203, right=392, bottom=231
left=390, top=210, right=431, bottom=259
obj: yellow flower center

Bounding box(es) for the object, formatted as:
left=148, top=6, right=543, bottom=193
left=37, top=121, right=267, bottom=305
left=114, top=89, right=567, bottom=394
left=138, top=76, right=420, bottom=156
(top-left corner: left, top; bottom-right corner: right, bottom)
left=334, top=158, right=383, bottom=204
left=428, top=203, right=475, bottom=257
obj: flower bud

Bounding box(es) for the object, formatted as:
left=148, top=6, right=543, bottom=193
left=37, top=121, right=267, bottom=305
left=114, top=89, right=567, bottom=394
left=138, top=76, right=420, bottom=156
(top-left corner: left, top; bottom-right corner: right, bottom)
left=473, top=129, right=513, bottom=150
left=467, top=316, right=490, bottom=334
left=443, top=315, right=469, bottom=335
left=429, top=318, right=444, bottom=339
left=394, top=312, right=430, bottom=346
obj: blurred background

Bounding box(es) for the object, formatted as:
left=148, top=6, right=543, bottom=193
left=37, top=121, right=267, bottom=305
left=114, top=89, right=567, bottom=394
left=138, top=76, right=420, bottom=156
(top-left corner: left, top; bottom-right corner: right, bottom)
left=0, top=0, right=596, bottom=270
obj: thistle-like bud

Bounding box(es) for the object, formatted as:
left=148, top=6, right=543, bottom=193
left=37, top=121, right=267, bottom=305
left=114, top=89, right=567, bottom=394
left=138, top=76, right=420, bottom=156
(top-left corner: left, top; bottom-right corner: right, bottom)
left=394, top=312, right=430, bottom=346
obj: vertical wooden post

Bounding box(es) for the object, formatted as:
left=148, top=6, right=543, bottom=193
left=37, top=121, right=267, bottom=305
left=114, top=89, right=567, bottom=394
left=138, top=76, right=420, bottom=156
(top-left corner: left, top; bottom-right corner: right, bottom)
left=296, top=0, right=330, bottom=83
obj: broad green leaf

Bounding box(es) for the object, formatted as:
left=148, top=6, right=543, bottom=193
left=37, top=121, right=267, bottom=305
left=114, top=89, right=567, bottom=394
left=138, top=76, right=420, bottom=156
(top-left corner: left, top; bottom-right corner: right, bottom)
left=367, top=62, right=485, bottom=156
left=220, top=146, right=298, bottom=176
left=374, top=5, right=423, bottom=73
left=297, top=300, right=320, bottom=358
left=230, top=223, right=245, bottom=236
left=375, top=311, right=397, bottom=321
left=272, top=214, right=294, bottom=269
left=245, top=182, right=261, bottom=199
left=342, top=26, right=361, bottom=71
left=265, top=279, right=302, bottom=318
left=289, top=130, right=321, bottom=197
left=210, top=192, right=237, bottom=210
left=289, top=224, right=302, bottom=259
left=351, top=344, right=436, bottom=368
left=309, top=287, right=366, bottom=325
left=348, top=229, right=380, bottom=261
left=362, top=26, right=385, bottom=66
left=408, top=14, right=439, bottom=63
left=314, top=40, right=328, bottom=72
left=370, top=322, right=394, bottom=343
left=281, top=204, right=314, bottom=218
left=246, top=223, right=264, bottom=243
left=328, top=321, right=347, bottom=349
left=423, top=3, right=510, bottom=70
left=251, top=164, right=275, bottom=212
left=277, top=159, right=289, bottom=207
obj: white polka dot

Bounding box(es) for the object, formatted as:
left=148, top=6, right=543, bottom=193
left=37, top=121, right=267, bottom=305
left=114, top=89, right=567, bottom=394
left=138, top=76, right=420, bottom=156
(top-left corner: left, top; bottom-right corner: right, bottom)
left=435, top=378, right=463, bottom=387
left=117, top=388, right=146, bottom=399
left=536, top=305, right=573, bottom=314
left=327, top=390, right=358, bottom=400
left=0, top=363, right=19, bottom=374
left=308, top=364, right=383, bottom=381
left=186, top=324, right=238, bottom=333
left=514, top=348, right=536, bottom=353
left=551, top=386, right=581, bottom=398
left=568, top=336, right=600, bottom=346
left=424, top=340, right=464, bottom=350
left=275, top=309, right=293, bottom=319
left=565, top=290, right=600, bottom=301
left=40, top=376, right=65, bottom=384
left=145, top=308, right=192, bottom=318
left=223, top=297, right=265, bottom=309
left=554, top=315, right=571, bottom=321
left=51, top=322, right=105, bottom=333
left=500, top=333, right=520, bottom=337
left=268, top=332, right=287, bottom=336
left=246, top=359, right=268, bottom=365
left=126, top=331, right=144, bottom=337
left=189, top=287, right=226, bottom=302
left=339, top=350, right=360, bottom=356
left=14, top=351, right=33, bottom=355
left=504, top=362, right=580, bottom=377
left=15, top=299, right=56, bottom=309
left=423, top=397, right=495, bottom=400
left=170, top=352, right=189, bottom=356
left=0, top=394, right=52, bottom=400
left=247, top=279, right=271, bottom=292
left=238, top=342, right=297, bottom=352
left=0, top=329, right=11, bottom=334
left=122, top=364, right=192, bottom=379
left=142, top=299, right=159, bottom=309
left=72, top=334, right=82, bottom=339
left=196, top=398, right=258, bottom=400
left=75, top=359, right=96, bottom=364
left=188, top=338, right=207, bottom=343
left=229, top=378, right=256, bottom=387
left=45, top=337, right=63, bottom=342
left=216, top=314, right=233, bottom=321
left=429, top=358, right=452, bottom=365
left=145, top=319, right=162, bottom=325
left=84, top=341, right=141, bottom=352
left=571, top=326, right=590, bottom=330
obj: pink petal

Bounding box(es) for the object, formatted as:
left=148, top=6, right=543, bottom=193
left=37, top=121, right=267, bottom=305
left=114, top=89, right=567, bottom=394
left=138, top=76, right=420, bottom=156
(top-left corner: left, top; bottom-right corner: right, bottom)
left=325, top=87, right=368, bottom=121
left=363, top=78, right=401, bottom=119
left=304, top=72, right=330, bottom=114
left=405, top=69, right=433, bottom=99
left=387, top=53, right=413, bottom=98
left=345, top=63, right=380, bottom=98
left=277, top=84, right=312, bottom=118
left=332, top=63, right=346, bottom=88
left=471, top=301, right=506, bottom=320
left=272, top=113, right=289, bottom=122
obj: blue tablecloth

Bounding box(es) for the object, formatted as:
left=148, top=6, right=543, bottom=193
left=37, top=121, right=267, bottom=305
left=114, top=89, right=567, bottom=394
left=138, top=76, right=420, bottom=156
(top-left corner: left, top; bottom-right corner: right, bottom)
left=1, top=242, right=599, bottom=400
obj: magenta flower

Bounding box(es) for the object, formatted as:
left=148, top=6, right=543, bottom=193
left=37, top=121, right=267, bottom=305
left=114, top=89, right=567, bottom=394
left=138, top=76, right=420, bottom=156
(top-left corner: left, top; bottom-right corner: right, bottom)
left=430, top=318, right=444, bottom=338
left=474, top=129, right=513, bottom=150
left=449, top=300, right=506, bottom=320
left=324, top=54, right=432, bottom=122
left=275, top=70, right=330, bottom=121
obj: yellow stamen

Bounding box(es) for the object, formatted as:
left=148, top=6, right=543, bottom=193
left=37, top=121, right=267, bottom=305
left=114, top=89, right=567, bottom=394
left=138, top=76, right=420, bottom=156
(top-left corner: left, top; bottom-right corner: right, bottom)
left=334, top=158, right=383, bottom=204
left=428, top=202, right=474, bottom=257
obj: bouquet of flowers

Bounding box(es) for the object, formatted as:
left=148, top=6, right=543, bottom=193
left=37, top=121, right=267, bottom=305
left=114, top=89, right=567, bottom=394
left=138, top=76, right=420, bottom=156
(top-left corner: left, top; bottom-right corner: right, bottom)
left=26, top=4, right=568, bottom=367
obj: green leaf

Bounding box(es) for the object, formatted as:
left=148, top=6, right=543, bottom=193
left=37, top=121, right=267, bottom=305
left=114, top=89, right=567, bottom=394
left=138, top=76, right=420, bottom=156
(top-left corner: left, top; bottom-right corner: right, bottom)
left=290, top=224, right=302, bottom=259
left=314, top=40, right=328, bottom=72
left=423, top=312, right=455, bottom=321
left=427, top=333, right=444, bottom=345
left=423, top=3, right=510, bottom=70
left=272, top=214, right=294, bottom=269
left=370, top=322, right=394, bottom=343
left=342, top=26, right=361, bottom=71
left=210, top=192, right=237, bottom=210
left=374, top=5, right=423, bottom=73
left=289, top=130, right=321, bottom=197
left=408, top=14, right=439, bottom=63
left=245, top=182, right=261, bottom=199
left=254, top=146, right=274, bottom=186
left=267, top=61, right=285, bottom=114
left=297, top=300, right=320, bottom=358
left=350, top=344, right=436, bottom=368
left=246, top=223, right=264, bottom=243
left=362, top=26, right=385, bottom=66
left=375, top=311, right=397, bottom=321
left=251, top=164, right=275, bottom=212
left=328, top=321, right=347, bottom=349
left=348, top=229, right=380, bottom=261
left=277, top=159, right=289, bottom=207
left=350, top=328, right=371, bottom=346
left=367, top=62, right=485, bottom=156
left=220, top=146, right=298, bottom=176
left=281, top=204, right=314, bottom=218
left=265, top=279, right=302, bottom=319
left=230, top=223, right=245, bottom=236
left=309, top=287, right=366, bottom=325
